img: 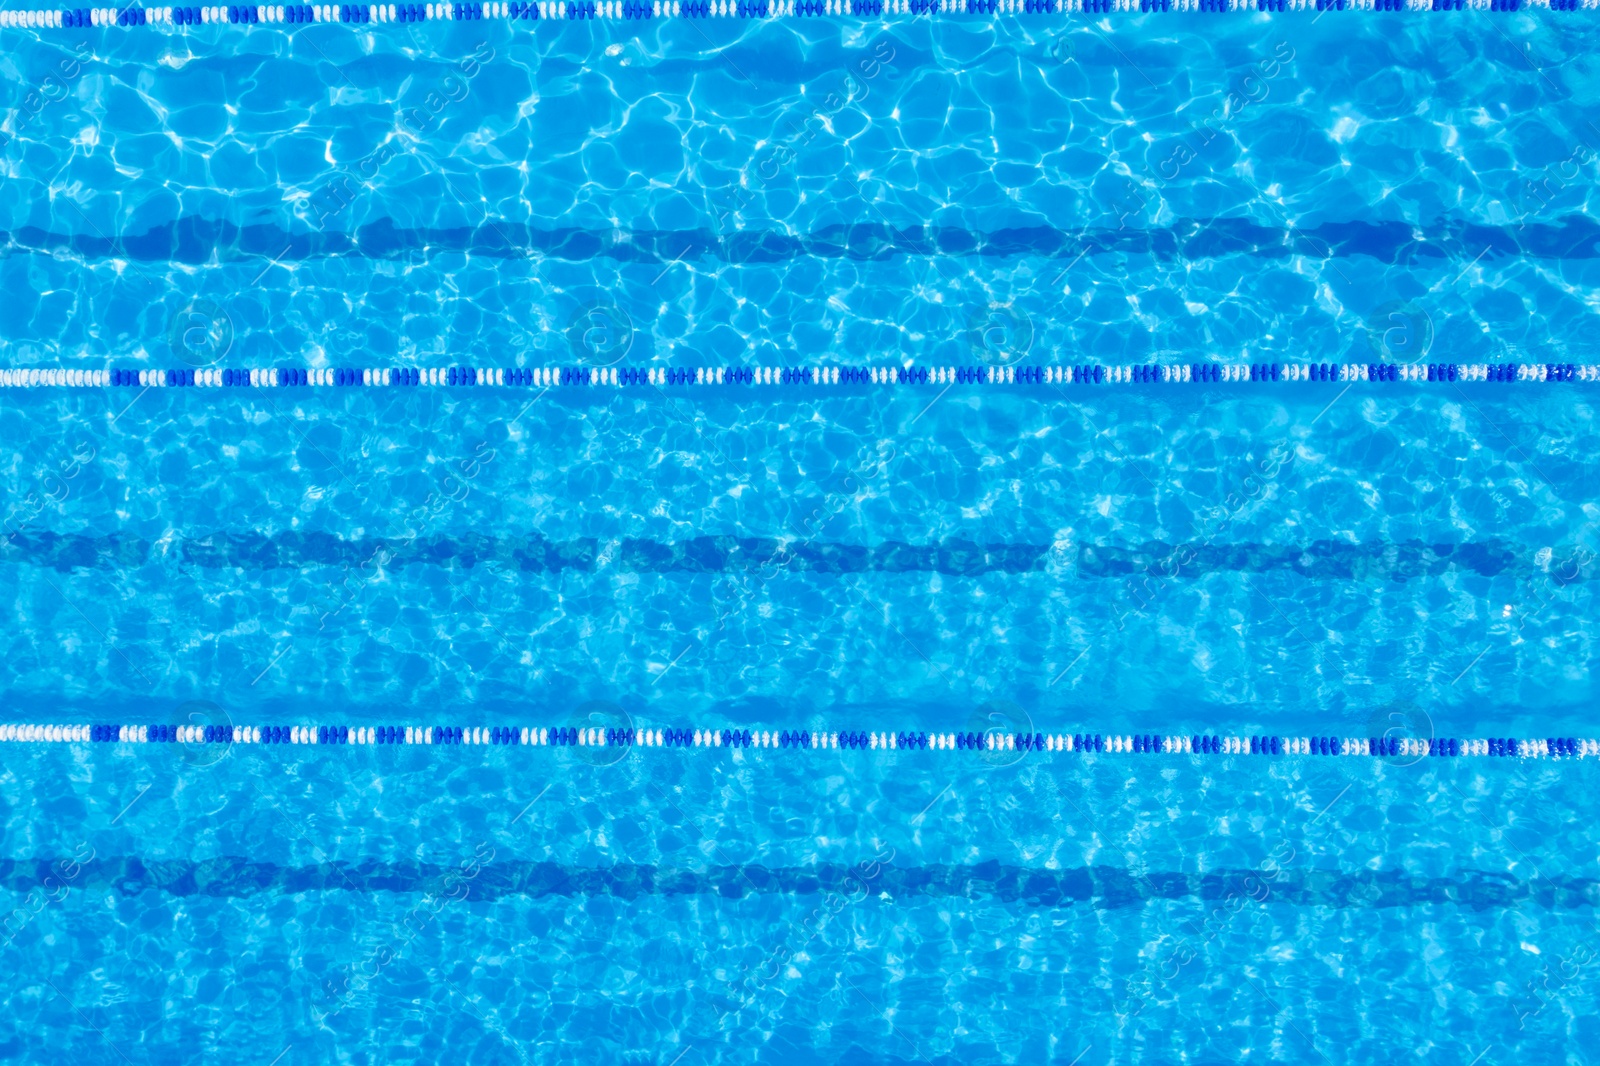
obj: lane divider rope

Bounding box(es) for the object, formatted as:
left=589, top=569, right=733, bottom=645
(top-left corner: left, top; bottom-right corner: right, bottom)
left=0, top=723, right=1592, bottom=759
left=0, top=0, right=1589, bottom=29
left=0, top=362, right=1594, bottom=389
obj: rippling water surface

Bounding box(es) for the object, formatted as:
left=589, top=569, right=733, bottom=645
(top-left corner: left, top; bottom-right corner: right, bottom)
left=0, top=11, right=1597, bottom=1066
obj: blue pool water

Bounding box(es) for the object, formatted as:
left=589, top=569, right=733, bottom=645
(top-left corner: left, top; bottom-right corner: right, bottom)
left=2, top=10, right=1599, bottom=1065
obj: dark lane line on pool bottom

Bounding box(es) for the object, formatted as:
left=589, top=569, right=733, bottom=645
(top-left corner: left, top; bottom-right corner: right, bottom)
left=1, top=857, right=1594, bottom=910
left=0, top=531, right=1580, bottom=582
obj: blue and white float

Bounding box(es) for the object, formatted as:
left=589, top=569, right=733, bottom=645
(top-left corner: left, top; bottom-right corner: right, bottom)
left=0, top=721, right=1592, bottom=763
left=4, top=0, right=1596, bottom=28
left=0, top=361, right=1593, bottom=392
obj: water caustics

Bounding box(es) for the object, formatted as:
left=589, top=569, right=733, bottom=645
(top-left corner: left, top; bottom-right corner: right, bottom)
left=0, top=10, right=1597, bottom=1066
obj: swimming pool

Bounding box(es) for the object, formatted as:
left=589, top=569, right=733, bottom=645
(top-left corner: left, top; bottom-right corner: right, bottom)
left=2, top=7, right=1598, bottom=1065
